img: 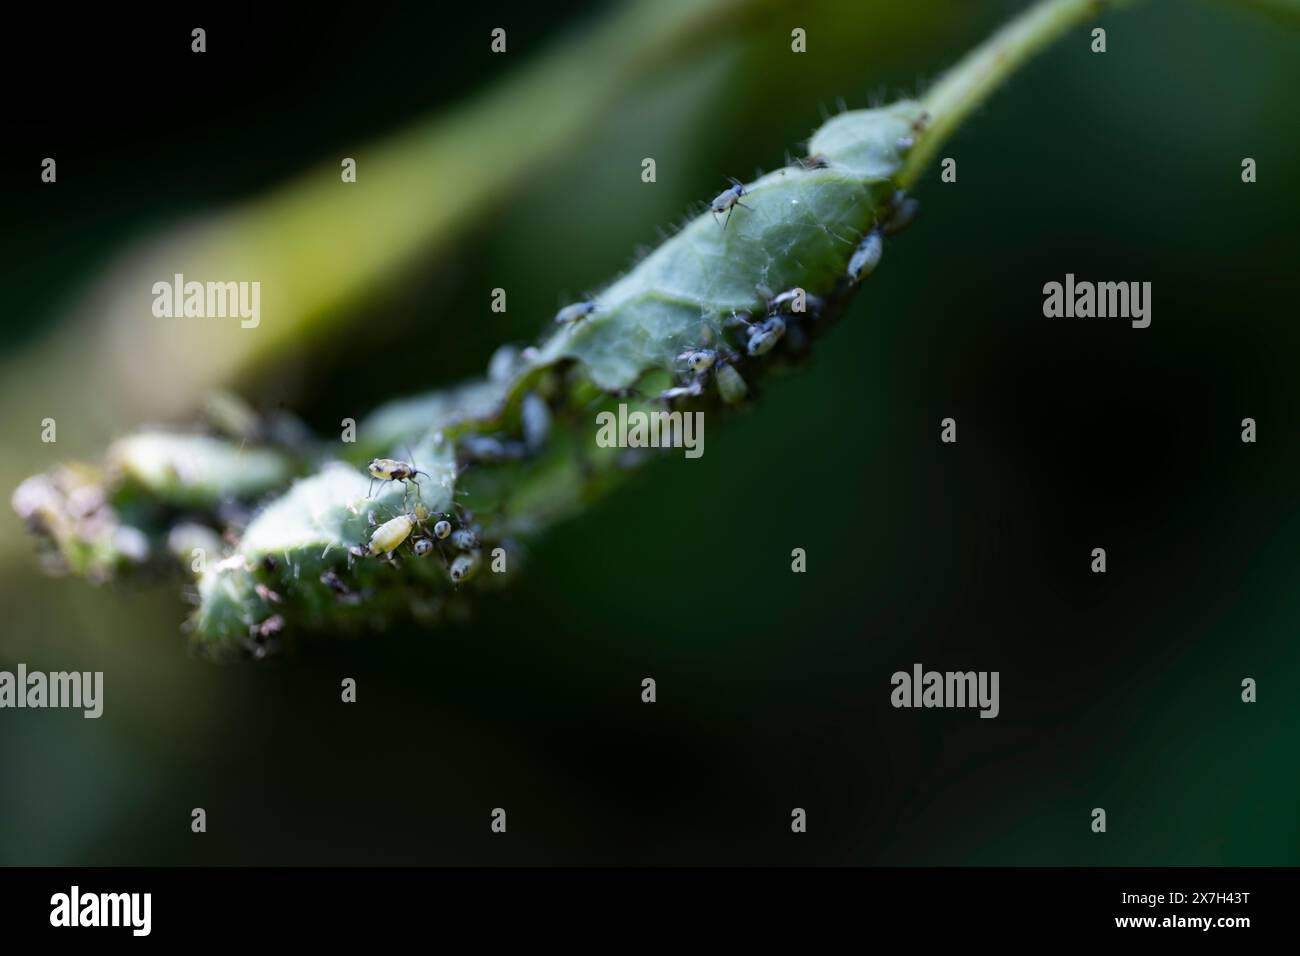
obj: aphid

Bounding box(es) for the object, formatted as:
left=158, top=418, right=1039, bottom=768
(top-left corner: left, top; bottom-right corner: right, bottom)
left=461, top=434, right=528, bottom=463
left=746, top=316, right=786, bottom=357
left=677, top=348, right=718, bottom=374
left=881, top=191, right=920, bottom=236
left=254, top=615, right=285, bottom=640
left=366, top=457, right=430, bottom=504
left=521, top=392, right=551, bottom=454
left=367, top=512, right=417, bottom=557
left=715, top=363, right=748, bottom=405
left=847, top=230, right=884, bottom=283
left=451, top=527, right=480, bottom=551
left=254, top=583, right=282, bottom=605
left=554, top=301, right=597, bottom=325
left=413, top=538, right=434, bottom=557
left=767, top=287, right=823, bottom=316
left=660, top=381, right=703, bottom=402
left=710, top=179, right=751, bottom=228
left=448, top=550, right=481, bottom=584
left=487, top=344, right=521, bottom=383
left=783, top=322, right=809, bottom=353
left=432, top=519, right=452, bottom=540
left=246, top=614, right=286, bottom=659
left=320, top=569, right=350, bottom=595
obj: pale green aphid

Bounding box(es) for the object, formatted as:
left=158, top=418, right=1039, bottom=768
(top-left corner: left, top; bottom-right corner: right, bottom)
left=368, top=512, right=416, bottom=556
left=365, top=500, right=431, bottom=557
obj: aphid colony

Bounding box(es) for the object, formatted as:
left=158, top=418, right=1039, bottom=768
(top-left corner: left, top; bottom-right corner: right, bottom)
left=546, top=172, right=915, bottom=407
left=244, top=153, right=923, bottom=654
left=237, top=160, right=918, bottom=657
left=653, top=183, right=918, bottom=405
left=358, top=443, right=485, bottom=583
left=346, top=496, right=484, bottom=585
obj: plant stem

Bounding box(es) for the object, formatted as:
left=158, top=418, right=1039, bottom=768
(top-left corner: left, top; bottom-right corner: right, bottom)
left=899, top=0, right=1137, bottom=189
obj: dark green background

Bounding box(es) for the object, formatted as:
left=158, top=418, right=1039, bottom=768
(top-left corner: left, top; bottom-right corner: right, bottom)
left=1, top=0, right=1297, bottom=864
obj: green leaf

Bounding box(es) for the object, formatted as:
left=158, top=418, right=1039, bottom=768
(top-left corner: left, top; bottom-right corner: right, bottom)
left=110, top=433, right=295, bottom=508
left=529, top=103, right=923, bottom=392
left=190, top=435, right=458, bottom=653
